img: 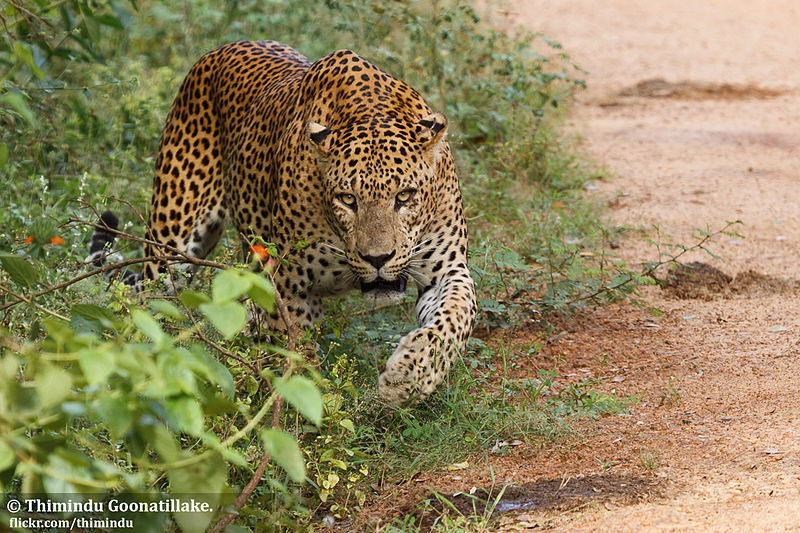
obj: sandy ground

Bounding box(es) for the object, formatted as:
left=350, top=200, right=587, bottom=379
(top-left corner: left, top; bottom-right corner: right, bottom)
left=490, top=1, right=800, bottom=531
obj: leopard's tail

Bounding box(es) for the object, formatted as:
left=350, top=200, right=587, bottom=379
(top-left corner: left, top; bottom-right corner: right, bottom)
left=86, top=210, right=142, bottom=286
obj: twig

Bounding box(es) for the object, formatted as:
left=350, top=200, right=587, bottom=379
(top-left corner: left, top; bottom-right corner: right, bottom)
left=0, top=254, right=227, bottom=313
left=568, top=220, right=742, bottom=306
left=193, top=321, right=260, bottom=375
left=217, top=451, right=271, bottom=531
left=65, top=216, right=230, bottom=268
left=270, top=278, right=299, bottom=354
left=6, top=0, right=55, bottom=36
left=0, top=10, right=9, bottom=37
left=0, top=331, right=26, bottom=353
left=97, top=196, right=149, bottom=228
left=1, top=212, right=229, bottom=314
left=210, top=275, right=298, bottom=533
left=10, top=80, right=132, bottom=92
left=0, top=282, right=69, bottom=321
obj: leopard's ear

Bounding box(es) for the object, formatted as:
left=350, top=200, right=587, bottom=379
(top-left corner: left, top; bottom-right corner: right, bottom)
left=415, top=112, right=448, bottom=165
left=307, top=121, right=332, bottom=161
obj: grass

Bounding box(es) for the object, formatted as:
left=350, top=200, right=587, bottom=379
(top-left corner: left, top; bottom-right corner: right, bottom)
left=658, top=376, right=681, bottom=407
left=638, top=449, right=661, bottom=472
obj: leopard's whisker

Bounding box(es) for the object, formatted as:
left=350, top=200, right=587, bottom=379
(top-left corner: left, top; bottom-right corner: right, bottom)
left=405, top=267, right=428, bottom=286
left=411, top=234, right=443, bottom=257
left=317, top=242, right=347, bottom=258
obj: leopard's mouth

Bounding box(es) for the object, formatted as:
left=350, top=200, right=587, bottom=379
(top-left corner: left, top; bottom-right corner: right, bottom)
left=361, top=275, right=407, bottom=294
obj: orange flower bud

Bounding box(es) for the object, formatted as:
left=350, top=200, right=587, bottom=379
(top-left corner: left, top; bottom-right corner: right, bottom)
left=24, top=236, right=34, bottom=244
left=50, top=236, right=65, bottom=246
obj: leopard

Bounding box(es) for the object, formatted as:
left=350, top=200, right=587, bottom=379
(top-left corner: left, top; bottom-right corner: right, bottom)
left=90, top=40, right=477, bottom=405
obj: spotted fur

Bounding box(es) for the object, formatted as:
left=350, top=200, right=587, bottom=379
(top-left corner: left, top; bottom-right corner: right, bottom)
left=135, top=40, right=476, bottom=404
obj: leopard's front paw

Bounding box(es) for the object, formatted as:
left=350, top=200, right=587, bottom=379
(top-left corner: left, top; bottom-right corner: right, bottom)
left=378, top=328, right=445, bottom=406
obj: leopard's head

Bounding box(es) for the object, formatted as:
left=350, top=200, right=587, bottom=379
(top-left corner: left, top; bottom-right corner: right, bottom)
left=307, top=113, right=448, bottom=305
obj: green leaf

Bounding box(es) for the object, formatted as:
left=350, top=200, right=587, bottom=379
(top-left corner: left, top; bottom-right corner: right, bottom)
left=201, top=434, right=247, bottom=467
left=95, top=397, right=133, bottom=439
left=131, top=309, right=169, bottom=345
left=187, top=345, right=234, bottom=398
left=212, top=269, right=252, bottom=303
left=43, top=318, right=77, bottom=351
left=94, top=13, right=124, bottom=30
left=72, top=303, right=116, bottom=327
left=154, top=352, right=198, bottom=397
left=0, top=91, right=35, bottom=125
left=141, top=425, right=180, bottom=462
left=323, top=457, right=348, bottom=470
left=0, top=143, right=8, bottom=167
left=273, top=376, right=323, bottom=426
left=179, top=290, right=210, bottom=307
left=42, top=450, right=98, bottom=496
left=78, top=348, right=114, bottom=385
left=35, top=363, right=72, bottom=408
left=12, top=42, right=44, bottom=80
left=0, top=440, right=15, bottom=472
left=164, top=397, right=204, bottom=436
left=168, top=453, right=226, bottom=533
left=0, top=353, right=18, bottom=380
left=0, top=252, right=39, bottom=287
left=246, top=273, right=275, bottom=311
left=148, top=299, right=185, bottom=321
left=199, top=301, right=246, bottom=340
left=261, top=429, right=305, bottom=483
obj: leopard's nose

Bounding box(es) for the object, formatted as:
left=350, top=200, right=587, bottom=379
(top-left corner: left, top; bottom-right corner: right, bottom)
left=359, top=250, right=395, bottom=269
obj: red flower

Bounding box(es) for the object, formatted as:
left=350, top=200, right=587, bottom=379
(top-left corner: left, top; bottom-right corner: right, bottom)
left=250, top=245, right=268, bottom=260
left=24, top=236, right=34, bottom=244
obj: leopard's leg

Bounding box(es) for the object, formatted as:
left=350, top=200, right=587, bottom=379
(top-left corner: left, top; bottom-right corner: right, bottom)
left=378, top=222, right=477, bottom=405
left=378, top=262, right=476, bottom=405
left=143, top=55, right=227, bottom=284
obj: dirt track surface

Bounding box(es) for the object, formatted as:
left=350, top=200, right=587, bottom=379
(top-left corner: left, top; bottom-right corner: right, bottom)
left=490, top=1, right=800, bottom=531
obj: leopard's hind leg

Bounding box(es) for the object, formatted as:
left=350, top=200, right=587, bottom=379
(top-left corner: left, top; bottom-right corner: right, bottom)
left=143, top=51, right=228, bottom=282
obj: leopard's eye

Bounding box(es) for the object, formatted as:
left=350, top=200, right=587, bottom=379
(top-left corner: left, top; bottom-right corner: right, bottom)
left=395, top=189, right=416, bottom=206
left=338, top=193, right=357, bottom=208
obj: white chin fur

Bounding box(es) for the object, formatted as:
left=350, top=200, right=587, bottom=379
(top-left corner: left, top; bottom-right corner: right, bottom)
left=363, top=290, right=406, bottom=309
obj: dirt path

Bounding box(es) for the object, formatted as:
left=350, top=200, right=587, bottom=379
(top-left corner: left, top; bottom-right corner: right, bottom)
left=485, top=1, right=800, bottom=531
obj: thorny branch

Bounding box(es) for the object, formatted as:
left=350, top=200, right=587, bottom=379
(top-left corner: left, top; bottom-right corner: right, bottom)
left=0, top=209, right=231, bottom=314
left=569, top=220, right=743, bottom=306
left=0, top=254, right=226, bottom=313
left=3, top=0, right=55, bottom=38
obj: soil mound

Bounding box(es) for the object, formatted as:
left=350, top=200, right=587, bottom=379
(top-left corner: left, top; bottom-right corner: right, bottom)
left=664, top=262, right=798, bottom=300
left=619, top=79, right=786, bottom=100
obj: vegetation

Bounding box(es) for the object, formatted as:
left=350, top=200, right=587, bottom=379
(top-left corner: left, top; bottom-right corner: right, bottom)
left=0, top=0, right=651, bottom=530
